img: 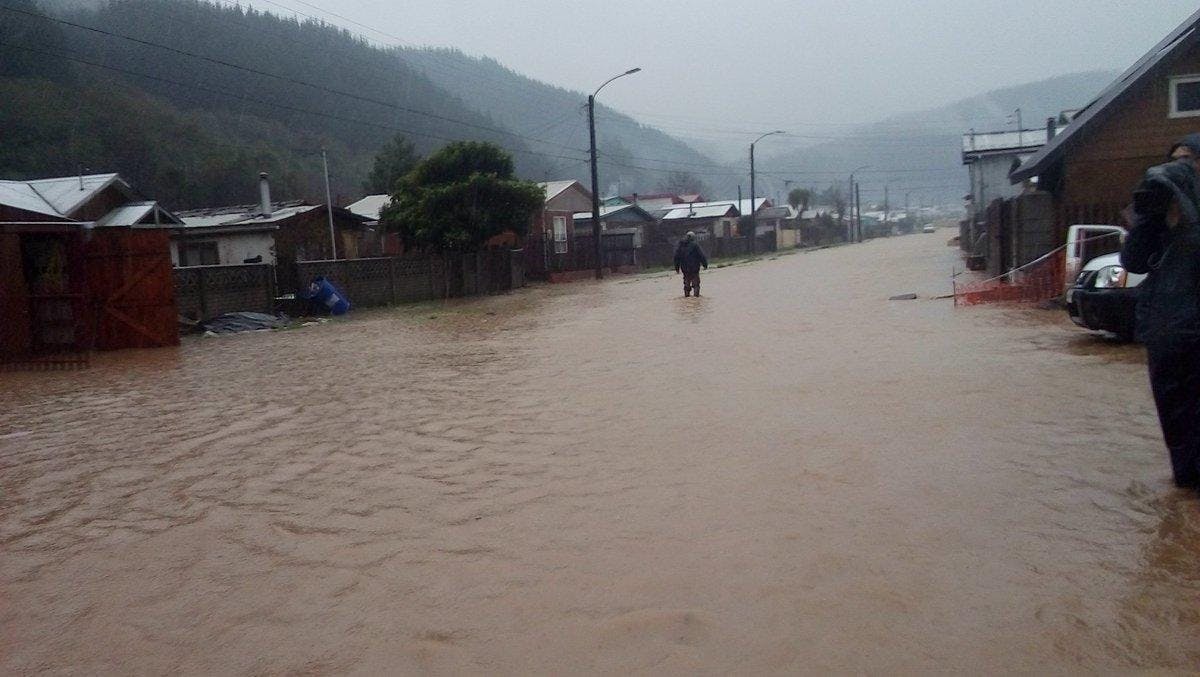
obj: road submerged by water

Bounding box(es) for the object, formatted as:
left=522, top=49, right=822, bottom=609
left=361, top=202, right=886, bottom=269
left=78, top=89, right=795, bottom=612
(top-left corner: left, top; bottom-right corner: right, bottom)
left=2, top=233, right=1197, bottom=674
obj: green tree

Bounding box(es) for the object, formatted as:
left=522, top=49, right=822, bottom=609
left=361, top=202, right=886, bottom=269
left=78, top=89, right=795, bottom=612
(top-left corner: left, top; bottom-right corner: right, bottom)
left=380, top=141, right=543, bottom=251
left=364, top=134, right=419, bottom=194
left=787, top=187, right=811, bottom=213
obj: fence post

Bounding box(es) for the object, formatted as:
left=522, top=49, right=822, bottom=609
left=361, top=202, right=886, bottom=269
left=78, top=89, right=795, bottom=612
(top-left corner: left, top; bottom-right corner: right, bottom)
left=388, top=257, right=397, bottom=305
left=197, top=268, right=208, bottom=320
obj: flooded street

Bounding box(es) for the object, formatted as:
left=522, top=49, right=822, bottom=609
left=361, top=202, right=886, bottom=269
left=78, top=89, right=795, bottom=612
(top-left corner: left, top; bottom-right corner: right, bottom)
left=2, top=233, right=1198, bottom=674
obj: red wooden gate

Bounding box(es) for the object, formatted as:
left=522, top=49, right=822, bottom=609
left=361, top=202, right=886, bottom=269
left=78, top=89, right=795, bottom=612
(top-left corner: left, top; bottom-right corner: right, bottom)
left=84, top=229, right=179, bottom=350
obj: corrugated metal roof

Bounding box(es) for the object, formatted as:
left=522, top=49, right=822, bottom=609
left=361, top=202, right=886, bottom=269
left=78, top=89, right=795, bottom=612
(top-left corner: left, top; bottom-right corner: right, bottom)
left=572, top=203, right=654, bottom=221
left=0, top=173, right=125, bottom=219
left=27, top=173, right=122, bottom=217
left=669, top=198, right=767, bottom=214
left=1012, top=9, right=1200, bottom=182
left=538, top=180, right=585, bottom=202
left=177, top=200, right=318, bottom=228
left=347, top=194, right=390, bottom=221
left=662, top=205, right=738, bottom=220
left=0, top=181, right=62, bottom=218
left=95, top=202, right=154, bottom=227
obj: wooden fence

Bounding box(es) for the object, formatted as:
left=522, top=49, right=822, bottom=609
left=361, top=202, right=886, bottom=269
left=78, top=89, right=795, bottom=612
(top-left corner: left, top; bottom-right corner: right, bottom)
left=175, top=263, right=275, bottom=320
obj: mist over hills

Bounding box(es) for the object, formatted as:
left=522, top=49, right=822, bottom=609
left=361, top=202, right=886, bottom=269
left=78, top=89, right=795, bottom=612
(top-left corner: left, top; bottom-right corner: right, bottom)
left=5, top=0, right=732, bottom=207
left=5, top=0, right=1121, bottom=211
left=750, top=71, right=1119, bottom=207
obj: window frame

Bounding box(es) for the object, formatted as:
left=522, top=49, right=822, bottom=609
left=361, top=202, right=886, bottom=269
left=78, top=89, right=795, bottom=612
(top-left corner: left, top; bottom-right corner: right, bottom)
left=180, top=241, right=220, bottom=267
left=1169, top=74, right=1200, bottom=118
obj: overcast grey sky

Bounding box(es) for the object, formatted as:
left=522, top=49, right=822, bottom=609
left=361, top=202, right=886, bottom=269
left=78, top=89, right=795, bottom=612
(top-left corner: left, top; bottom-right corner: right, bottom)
left=248, top=0, right=1196, bottom=132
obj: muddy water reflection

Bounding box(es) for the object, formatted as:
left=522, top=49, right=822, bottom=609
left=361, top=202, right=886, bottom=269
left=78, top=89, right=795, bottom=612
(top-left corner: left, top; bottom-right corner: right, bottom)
left=2, top=236, right=1198, bottom=674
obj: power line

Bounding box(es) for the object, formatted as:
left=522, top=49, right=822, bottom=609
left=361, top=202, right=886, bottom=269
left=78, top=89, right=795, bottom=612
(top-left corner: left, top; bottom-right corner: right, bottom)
left=5, top=42, right=590, bottom=167
left=2, top=4, right=590, bottom=155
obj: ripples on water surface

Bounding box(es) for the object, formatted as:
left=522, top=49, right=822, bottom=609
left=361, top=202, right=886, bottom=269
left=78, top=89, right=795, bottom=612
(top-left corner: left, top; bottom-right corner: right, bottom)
left=1, top=236, right=1197, bottom=674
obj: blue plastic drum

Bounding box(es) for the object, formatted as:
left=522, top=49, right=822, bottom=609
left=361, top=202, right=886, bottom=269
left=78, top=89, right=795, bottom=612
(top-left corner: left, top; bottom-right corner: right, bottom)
left=304, top=276, right=351, bottom=316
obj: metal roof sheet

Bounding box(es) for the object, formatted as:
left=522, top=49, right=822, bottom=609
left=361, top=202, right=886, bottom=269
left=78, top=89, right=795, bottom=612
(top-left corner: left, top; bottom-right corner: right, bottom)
left=95, top=201, right=155, bottom=227
left=662, top=205, right=738, bottom=220
left=538, top=180, right=586, bottom=202
left=0, top=181, right=61, bottom=218
left=347, top=194, right=390, bottom=220
left=27, top=173, right=122, bottom=217
left=571, top=203, right=654, bottom=221
left=177, top=200, right=319, bottom=228
left=670, top=198, right=767, bottom=214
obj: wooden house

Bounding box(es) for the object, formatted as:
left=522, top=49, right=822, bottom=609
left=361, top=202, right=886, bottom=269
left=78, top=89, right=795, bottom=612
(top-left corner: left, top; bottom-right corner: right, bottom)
left=0, top=173, right=181, bottom=362
left=1011, top=8, right=1200, bottom=236
left=174, top=174, right=374, bottom=293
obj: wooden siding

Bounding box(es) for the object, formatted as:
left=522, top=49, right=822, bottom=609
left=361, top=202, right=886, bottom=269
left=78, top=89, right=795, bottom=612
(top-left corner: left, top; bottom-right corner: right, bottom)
left=1060, top=37, right=1200, bottom=223
left=84, top=229, right=179, bottom=350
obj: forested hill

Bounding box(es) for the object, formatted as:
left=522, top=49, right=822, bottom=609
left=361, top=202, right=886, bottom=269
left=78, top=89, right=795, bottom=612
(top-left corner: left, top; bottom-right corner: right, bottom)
left=399, top=49, right=736, bottom=196
left=1, top=0, right=723, bottom=210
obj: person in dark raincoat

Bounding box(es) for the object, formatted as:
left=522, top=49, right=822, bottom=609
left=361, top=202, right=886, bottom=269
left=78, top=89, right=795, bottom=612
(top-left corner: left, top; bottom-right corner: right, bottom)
left=674, top=231, right=708, bottom=297
left=1120, top=134, right=1200, bottom=489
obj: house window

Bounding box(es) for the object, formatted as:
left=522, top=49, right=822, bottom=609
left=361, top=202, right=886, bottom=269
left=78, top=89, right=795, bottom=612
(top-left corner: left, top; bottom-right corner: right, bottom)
left=1169, top=74, right=1200, bottom=118
left=552, top=216, right=568, bottom=254
left=180, top=241, right=219, bottom=266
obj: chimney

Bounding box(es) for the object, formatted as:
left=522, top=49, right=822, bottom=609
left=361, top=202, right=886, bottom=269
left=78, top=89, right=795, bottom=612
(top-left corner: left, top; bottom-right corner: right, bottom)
left=1046, top=117, right=1056, bottom=143
left=258, top=172, right=272, bottom=216
left=632, top=192, right=638, bottom=205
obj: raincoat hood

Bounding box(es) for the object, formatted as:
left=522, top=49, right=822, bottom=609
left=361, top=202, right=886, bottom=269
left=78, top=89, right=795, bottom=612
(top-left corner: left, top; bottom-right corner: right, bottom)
left=1168, top=133, right=1200, bottom=159
left=1142, top=159, right=1200, bottom=225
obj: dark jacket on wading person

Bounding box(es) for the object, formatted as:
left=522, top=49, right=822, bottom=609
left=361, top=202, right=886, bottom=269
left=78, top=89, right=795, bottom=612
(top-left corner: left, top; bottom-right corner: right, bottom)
left=1119, top=133, right=1200, bottom=490
left=674, top=231, right=708, bottom=297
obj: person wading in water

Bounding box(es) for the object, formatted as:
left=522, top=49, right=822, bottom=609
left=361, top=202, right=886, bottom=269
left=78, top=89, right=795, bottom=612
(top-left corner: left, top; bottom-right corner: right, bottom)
left=674, top=231, right=709, bottom=297
left=1120, top=134, right=1200, bottom=490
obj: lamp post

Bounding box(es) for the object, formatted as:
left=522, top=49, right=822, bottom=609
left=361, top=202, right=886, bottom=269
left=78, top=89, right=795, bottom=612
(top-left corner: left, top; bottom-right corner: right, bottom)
left=847, top=165, right=871, bottom=242
left=588, top=67, right=641, bottom=279
left=749, top=130, right=785, bottom=253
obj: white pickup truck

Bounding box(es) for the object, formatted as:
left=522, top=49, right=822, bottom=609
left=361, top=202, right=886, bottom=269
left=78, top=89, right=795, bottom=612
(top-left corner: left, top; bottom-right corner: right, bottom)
left=1063, top=224, right=1146, bottom=341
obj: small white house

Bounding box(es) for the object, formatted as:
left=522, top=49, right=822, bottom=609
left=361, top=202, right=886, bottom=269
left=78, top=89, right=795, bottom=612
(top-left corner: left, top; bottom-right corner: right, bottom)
left=169, top=212, right=278, bottom=266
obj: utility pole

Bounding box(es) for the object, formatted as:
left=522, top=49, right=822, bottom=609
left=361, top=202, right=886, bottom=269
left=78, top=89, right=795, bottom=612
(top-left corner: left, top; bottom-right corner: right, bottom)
left=587, top=68, right=641, bottom=280
left=854, top=182, right=862, bottom=242
left=847, top=165, right=870, bottom=243
left=588, top=94, right=601, bottom=279
left=749, top=143, right=755, bottom=250
left=322, top=148, right=337, bottom=260
left=749, top=130, right=784, bottom=254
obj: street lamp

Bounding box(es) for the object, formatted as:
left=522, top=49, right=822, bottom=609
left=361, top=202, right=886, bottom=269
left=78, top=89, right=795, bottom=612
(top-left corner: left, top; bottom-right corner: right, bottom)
left=847, top=165, right=871, bottom=242
left=588, top=67, right=641, bottom=280
left=749, top=130, right=785, bottom=253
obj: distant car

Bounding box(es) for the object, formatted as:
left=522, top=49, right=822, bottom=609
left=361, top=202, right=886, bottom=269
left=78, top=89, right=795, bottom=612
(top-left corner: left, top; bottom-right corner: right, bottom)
left=922, top=225, right=936, bottom=233
left=1064, top=225, right=1144, bottom=341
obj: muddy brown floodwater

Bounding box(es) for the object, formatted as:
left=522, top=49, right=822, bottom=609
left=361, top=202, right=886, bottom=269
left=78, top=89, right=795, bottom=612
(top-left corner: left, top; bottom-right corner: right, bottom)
left=2, top=234, right=1198, bottom=674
